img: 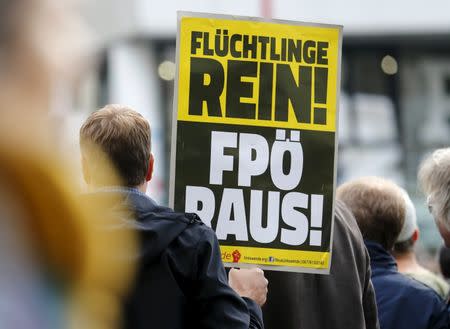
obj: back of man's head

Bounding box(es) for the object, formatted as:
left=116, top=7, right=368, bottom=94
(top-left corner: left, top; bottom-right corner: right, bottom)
left=80, top=104, right=151, bottom=187
left=336, top=176, right=406, bottom=251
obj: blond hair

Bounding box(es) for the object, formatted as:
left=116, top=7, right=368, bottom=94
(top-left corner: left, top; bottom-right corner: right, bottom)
left=336, top=177, right=406, bottom=250
left=80, top=104, right=151, bottom=187
left=418, top=148, right=450, bottom=229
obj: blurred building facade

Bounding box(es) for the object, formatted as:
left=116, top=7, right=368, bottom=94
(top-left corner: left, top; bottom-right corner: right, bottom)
left=64, top=0, right=450, bottom=249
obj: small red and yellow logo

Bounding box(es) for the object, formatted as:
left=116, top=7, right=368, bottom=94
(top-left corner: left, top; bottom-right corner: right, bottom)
left=232, top=250, right=241, bottom=263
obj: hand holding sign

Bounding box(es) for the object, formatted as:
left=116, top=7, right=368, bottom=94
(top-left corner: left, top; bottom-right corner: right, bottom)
left=229, top=267, right=268, bottom=306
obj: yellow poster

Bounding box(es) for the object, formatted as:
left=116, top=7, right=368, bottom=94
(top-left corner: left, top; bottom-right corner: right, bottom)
left=170, top=12, right=342, bottom=273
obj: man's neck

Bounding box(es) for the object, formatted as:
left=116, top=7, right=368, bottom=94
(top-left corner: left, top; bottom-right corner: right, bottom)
left=87, top=182, right=147, bottom=194
left=136, top=182, right=147, bottom=194
left=394, top=251, right=423, bottom=273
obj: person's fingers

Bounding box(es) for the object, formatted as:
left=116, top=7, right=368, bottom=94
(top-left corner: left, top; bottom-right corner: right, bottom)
left=260, top=295, right=267, bottom=305
left=255, top=267, right=264, bottom=274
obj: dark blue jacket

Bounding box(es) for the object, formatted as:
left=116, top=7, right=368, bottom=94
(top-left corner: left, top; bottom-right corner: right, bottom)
left=366, top=240, right=450, bottom=329
left=89, top=188, right=263, bottom=329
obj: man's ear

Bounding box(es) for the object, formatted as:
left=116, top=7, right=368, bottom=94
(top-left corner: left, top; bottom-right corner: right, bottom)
left=146, top=153, right=154, bottom=182
left=81, top=155, right=91, bottom=184
left=412, top=228, right=419, bottom=242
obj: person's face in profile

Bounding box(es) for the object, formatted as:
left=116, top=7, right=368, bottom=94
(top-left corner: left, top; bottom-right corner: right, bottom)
left=436, top=219, right=450, bottom=248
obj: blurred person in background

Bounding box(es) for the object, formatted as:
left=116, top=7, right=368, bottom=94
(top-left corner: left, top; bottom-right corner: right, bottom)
left=0, top=137, right=136, bottom=329
left=79, top=105, right=268, bottom=329
left=0, top=0, right=137, bottom=328
left=419, top=148, right=450, bottom=248
left=392, top=189, right=449, bottom=299
left=337, top=177, right=450, bottom=329
left=262, top=200, right=379, bottom=329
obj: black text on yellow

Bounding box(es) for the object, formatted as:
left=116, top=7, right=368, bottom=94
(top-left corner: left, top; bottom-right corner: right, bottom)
left=188, top=58, right=329, bottom=125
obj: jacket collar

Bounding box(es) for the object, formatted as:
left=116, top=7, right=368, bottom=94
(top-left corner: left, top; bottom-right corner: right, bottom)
left=92, top=186, right=159, bottom=218
left=364, top=240, right=398, bottom=272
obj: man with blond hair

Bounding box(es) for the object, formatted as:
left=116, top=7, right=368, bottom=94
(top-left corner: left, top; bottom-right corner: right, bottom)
left=337, top=177, right=450, bottom=329
left=80, top=104, right=267, bottom=329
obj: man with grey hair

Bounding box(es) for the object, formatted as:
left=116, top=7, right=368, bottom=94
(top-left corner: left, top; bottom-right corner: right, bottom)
left=392, top=189, right=449, bottom=299
left=419, top=147, right=450, bottom=247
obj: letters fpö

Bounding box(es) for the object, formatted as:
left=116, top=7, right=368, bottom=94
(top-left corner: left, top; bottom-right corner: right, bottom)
left=185, top=129, right=324, bottom=247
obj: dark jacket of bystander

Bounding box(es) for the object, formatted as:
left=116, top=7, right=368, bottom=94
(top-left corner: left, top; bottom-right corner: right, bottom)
left=89, top=188, right=264, bottom=329
left=366, top=240, right=450, bottom=329
left=262, top=200, right=379, bottom=329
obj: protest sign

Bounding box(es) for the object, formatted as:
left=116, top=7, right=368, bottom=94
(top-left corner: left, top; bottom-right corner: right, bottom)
left=170, top=12, right=342, bottom=273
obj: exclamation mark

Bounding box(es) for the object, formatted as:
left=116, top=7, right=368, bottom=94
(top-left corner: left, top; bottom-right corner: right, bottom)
left=314, top=67, right=328, bottom=125
left=310, top=194, right=324, bottom=246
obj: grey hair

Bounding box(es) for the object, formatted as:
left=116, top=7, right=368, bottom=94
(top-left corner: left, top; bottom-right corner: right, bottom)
left=418, top=147, right=450, bottom=229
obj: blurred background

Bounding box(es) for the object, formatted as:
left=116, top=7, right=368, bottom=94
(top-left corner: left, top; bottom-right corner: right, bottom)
left=2, top=0, right=449, bottom=297
left=59, top=0, right=450, bottom=256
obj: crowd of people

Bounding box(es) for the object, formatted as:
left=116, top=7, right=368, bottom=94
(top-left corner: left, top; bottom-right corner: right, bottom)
left=2, top=1, right=450, bottom=329
left=76, top=105, right=450, bottom=329
left=50, top=101, right=450, bottom=329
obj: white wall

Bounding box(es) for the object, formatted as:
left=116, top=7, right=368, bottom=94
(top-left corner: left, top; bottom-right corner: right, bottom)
left=273, top=0, right=450, bottom=35
left=132, top=0, right=450, bottom=36
left=136, top=0, right=261, bottom=37
left=84, top=0, right=450, bottom=41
